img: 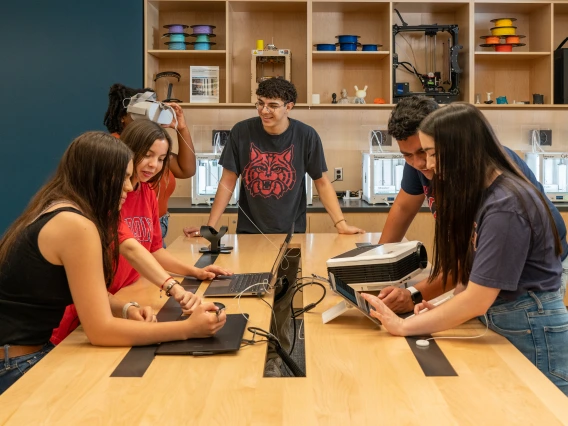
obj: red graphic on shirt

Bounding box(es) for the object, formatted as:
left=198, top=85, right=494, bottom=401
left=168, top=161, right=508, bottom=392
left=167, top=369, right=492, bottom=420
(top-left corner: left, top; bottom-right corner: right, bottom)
left=124, top=217, right=153, bottom=242
left=242, top=144, right=296, bottom=198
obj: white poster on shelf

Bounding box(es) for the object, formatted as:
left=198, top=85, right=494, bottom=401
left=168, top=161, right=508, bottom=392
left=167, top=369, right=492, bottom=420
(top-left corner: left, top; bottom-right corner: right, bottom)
left=190, top=66, right=219, bottom=103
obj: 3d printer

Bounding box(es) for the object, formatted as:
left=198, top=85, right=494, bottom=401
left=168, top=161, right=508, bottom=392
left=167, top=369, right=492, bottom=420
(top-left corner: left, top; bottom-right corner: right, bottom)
left=192, top=153, right=239, bottom=205
left=362, top=152, right=406, bottom=205
left=525, top=152, right=568, bottom=202
left=251, top=48, right=291, bottom=103
left=392, top=9, right=462, bottom=104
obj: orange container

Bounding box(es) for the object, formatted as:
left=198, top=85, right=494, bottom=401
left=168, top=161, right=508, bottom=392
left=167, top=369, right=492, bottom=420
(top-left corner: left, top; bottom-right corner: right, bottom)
left=495, top=44, right=513, bottom=52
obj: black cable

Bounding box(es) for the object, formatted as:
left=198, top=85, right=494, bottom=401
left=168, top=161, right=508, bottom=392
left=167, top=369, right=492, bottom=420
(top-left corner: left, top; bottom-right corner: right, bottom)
left=288, top=280, right=327, bottom=355
left=394, top=8, right=408, bottom=26
left=398, top=61, right=424, bottom=86
left=240, top=339, right=268, bottom=348
left=248, top=326, right=305, bottom=376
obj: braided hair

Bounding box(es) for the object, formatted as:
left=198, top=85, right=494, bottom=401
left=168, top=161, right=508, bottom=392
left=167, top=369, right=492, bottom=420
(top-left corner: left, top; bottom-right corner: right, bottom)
left=103, top=83, right=154, bottom=134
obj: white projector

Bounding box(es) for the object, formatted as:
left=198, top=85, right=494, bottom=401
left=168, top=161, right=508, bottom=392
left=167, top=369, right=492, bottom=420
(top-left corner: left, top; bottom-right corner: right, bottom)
left=327, top=241, right=428, bottom=292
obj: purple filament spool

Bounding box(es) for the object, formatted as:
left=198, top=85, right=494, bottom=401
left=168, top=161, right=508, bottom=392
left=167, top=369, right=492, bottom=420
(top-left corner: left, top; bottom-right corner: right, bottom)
left=163, top=24, right=189, bottom=33
left=190, top=24, right=216, bottom=34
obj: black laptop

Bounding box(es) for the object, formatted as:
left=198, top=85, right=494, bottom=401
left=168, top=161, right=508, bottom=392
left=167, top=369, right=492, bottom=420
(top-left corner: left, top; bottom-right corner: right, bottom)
left=203, top=227, right=294, bottom=297
left=155, top=314, right=249, bottom=356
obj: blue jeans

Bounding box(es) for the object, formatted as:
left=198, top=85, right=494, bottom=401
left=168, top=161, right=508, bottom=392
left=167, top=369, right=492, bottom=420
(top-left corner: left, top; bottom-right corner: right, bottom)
left=561, top=256, right=568, bottom=299
left=159, top=212, right=170, bottom=248
left=482, top=290, right=568, bottom=396
left=0, top=342, right=54, bottom=395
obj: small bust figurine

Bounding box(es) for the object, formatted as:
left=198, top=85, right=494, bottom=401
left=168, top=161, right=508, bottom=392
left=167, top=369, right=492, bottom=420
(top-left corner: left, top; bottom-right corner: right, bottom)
left=353, top=85, right=368, bottom=104
left=331, top=93, right=337, bottom=104
left=338, top=88, right=349, bottom=104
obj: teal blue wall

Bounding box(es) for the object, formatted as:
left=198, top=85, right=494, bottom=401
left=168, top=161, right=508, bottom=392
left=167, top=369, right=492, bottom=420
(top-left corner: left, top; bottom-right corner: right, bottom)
left=1, top=1, right=143, bottom=232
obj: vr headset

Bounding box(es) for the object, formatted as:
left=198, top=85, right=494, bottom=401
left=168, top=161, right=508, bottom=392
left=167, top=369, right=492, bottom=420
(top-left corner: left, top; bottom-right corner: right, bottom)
left=125, top=92, right=174, bottom=125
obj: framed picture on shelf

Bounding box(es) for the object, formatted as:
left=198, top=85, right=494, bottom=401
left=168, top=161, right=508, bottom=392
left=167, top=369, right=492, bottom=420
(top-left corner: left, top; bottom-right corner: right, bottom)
left=190, top=66, right=219, bottom=103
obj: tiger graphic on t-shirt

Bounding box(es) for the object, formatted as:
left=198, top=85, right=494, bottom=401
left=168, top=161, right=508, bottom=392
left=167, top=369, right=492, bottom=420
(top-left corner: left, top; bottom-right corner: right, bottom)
left=242, top=143, right=296, bottom=198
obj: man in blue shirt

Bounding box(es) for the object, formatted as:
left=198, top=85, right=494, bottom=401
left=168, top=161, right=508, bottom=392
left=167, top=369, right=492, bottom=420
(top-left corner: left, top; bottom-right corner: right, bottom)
left=379, top=96, right=568, bottom=313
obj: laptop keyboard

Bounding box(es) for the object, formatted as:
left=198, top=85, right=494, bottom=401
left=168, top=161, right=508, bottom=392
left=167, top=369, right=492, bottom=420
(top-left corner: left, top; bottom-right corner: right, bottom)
left=229, top=273, right=270, bottom=294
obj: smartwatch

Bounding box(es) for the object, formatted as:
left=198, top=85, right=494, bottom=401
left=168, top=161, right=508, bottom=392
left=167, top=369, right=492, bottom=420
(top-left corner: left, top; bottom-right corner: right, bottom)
left=407, top=286, right=423, bottom=305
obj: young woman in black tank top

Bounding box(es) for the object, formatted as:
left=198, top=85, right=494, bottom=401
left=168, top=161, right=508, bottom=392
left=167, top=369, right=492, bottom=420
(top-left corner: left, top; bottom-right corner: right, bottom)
left=0, top=132, right=226, bottom=395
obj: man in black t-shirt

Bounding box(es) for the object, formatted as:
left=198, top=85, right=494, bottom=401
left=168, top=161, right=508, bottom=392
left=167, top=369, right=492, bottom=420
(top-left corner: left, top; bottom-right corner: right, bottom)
left=185, top=79, right=363, bottom=376
left=379, top=96, right=568, bottom=313
left=196, top=78, right=364, bottom=236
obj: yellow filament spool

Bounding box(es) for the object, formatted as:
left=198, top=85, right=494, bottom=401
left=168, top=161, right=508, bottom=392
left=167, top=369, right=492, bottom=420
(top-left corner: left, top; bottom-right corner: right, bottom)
left=491, top=26, right=517, bottom=36
left=493, top=19, right=513, bottom=27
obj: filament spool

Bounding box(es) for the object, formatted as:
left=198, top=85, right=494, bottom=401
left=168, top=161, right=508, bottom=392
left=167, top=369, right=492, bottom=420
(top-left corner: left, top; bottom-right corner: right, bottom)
left=163, top=24, right=189, bottom=33
left=490, top=26, right=517, bottom=36
left=490, top=18, right=517, bottom=27
left=164, top=41, right=191, bottom=50
left=190, top=24, right=216, bottom=34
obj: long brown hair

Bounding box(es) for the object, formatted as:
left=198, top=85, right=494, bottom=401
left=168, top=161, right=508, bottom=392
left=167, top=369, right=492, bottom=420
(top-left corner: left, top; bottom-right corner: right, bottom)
left=119, top=119, right=172, bottom=188
left=419, top=103, right=561, bottom=287
left=0, top=132, right=133, bottom=287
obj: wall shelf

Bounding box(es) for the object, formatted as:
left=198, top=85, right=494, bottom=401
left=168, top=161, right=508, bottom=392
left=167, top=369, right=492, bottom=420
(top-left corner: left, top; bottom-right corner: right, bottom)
left=143, top=0, right=568, bottom=107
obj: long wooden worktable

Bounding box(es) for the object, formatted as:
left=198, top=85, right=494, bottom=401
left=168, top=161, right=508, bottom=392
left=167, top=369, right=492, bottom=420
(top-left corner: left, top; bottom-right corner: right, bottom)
left=1, top=233, right=567, bottom=425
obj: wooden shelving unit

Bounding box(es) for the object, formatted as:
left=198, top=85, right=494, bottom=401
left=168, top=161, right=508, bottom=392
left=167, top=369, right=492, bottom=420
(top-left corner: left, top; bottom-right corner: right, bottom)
left=144, top=0, right=568, bottom=108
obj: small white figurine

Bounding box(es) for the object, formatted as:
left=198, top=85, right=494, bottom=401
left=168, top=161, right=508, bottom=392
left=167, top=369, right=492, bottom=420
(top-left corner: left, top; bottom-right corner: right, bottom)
left=354, top=85, right=368, bottom=104
left=338, top=88, right=349, bottom=104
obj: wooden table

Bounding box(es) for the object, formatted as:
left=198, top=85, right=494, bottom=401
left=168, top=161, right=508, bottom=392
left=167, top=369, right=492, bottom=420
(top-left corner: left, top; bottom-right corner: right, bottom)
left=1, top=233, right=567, bottom=425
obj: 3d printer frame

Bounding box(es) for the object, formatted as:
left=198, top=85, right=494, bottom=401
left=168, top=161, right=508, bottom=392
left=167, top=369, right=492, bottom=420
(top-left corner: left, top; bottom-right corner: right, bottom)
left=392, top=23, right=462, bottom=104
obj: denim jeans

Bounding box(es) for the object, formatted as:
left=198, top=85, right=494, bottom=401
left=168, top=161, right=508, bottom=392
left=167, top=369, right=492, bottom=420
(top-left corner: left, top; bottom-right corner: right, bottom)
left=0, top=342, right=54, bottom=395
left=159, top=212, right=170, bottom=248
left=482, top=290, right=568, bottom=396
left=561, top=256, right=568, bottom=299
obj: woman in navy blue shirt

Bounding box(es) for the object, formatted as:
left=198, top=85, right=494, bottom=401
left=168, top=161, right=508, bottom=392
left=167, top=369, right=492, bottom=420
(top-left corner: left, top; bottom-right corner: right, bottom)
left=363, top=103, right=568, bottom=395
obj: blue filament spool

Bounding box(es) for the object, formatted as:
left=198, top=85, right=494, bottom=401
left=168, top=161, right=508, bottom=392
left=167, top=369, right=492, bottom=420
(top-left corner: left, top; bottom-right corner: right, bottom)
left=165, top=41, right=191, bottom=50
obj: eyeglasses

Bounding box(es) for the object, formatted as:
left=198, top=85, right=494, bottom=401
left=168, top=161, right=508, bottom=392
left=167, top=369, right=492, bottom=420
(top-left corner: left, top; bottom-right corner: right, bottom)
left=255, top=101, right=287, bottom=113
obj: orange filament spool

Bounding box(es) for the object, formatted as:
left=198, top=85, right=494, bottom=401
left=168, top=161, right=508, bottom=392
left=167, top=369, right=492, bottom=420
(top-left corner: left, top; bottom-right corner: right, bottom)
left=495, top=44, right=513, bottom=52
left=505, top=36, right=520, bottom=44
left=482, top=36, right=500, bottom=44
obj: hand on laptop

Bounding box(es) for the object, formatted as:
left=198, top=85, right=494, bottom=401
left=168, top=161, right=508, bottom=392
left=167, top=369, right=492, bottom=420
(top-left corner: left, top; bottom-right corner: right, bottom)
left=196, top=265, right=233, bottom=281
left=183, top=303, right=227, bottom=338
